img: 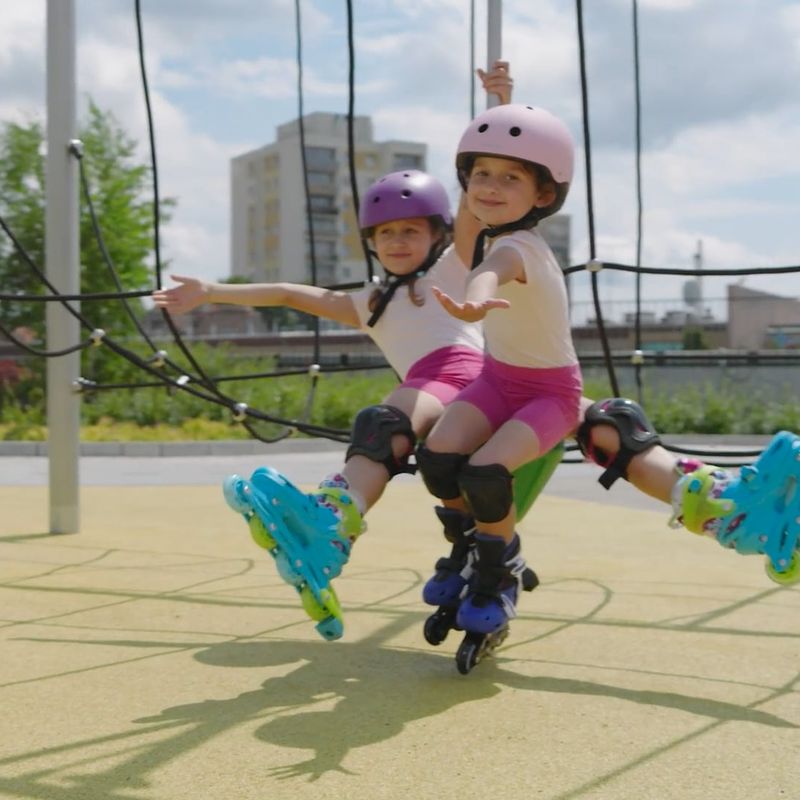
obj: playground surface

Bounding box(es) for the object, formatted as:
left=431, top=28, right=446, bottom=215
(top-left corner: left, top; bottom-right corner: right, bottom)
left=0, top=447, right=798, bottom=799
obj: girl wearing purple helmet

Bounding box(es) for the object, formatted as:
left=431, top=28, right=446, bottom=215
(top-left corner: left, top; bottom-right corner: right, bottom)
left=416, top=104, right=583, bottom=638
left=154, top=169, right=492, bottom=638
left=154, top=170, right=485, bottom=524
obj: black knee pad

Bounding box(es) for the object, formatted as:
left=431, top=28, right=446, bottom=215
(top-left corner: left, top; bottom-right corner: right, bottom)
left=346, top=404, right=417, bottom=478
left=416, top=445, right=468, bottom=500
left=457, top=463, right=514, bottom=523
left=576, top=397, right=661, bottom=489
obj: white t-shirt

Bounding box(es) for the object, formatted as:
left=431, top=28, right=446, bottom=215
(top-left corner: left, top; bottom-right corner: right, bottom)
left=483, top=230, right=577, bottom=369
left=350, top=245, right=484, bottom=379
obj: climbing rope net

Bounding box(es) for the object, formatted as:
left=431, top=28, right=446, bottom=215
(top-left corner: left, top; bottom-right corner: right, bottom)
left=1, top=0, right=798, bottom=464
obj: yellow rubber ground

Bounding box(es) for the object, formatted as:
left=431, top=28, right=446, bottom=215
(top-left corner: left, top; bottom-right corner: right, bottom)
left=0, top=481, right=798, bottom=799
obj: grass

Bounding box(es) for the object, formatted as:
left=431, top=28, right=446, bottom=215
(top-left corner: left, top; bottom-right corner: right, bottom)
left=2, top=344, right=799, bottom=441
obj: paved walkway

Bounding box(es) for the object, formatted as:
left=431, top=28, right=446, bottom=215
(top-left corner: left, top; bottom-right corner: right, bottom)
left=0, top=445, right=797, bottom=799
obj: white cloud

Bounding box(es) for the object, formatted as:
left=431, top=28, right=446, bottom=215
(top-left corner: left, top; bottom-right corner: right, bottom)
left=2, top=0, right=798, bottom=304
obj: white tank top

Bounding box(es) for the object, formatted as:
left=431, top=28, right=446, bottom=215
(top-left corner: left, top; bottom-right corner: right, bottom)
left=482, top=230, right=577, bottom=369
left=350, top=245, right=485, bottom=379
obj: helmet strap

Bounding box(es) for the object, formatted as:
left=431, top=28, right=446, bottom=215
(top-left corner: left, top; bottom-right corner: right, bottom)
left=470, top=208, right=542, bottom=270
left=366, top=240, right=447, bottom=328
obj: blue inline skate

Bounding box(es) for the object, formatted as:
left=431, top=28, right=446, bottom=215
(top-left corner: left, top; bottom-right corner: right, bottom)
left=422, top=507, right=476, bottom=646
left=223, top=467, right=363, bottom=640
left=454, top=533, right=538, bottom=675
left=673, top=430, right=800, bottom=584
left=422, top=445, right=561, bottom=659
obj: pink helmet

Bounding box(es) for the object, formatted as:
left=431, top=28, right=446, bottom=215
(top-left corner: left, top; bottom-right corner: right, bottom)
left=456, top=104, right=575, bottom=218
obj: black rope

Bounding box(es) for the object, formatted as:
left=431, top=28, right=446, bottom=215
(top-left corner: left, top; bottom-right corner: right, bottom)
left=0, top=211, right=276, bottom=437
left=0, top=214, right=94, bottom=330
left=0, top=207, right=345, bottom=441
left=575, top=0, right=620, bottom=396
left=0, top=288, right=151, bottom=302
left=134, top=0, right=162, bottom=291
left=631, top=0, right=644, bottom=404
left=0, top=3, right=364, bottom=445
left=0, top=4, right=317, bottom=445
left=75, top=143, right=201, bottom=381
left=563, top=260, right=800, bottom=277
left=68, top=361, right=392, bottom=392
left=294, top=0, right=321, bottom=369
left=0, top=3, right=792, bottom=462
left=291, top=0, right=325, bottom=425
left=94, top=332, right=348, bottom=440
left=344, top=0, right=374, bottom=282
left=77, top=150, right=159, bottom=348
left=132, top=0, right=270, bottom=407
left=0, top=320, right=93, bottom=357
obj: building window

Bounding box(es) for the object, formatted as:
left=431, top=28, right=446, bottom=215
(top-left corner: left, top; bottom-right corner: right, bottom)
left=308, top=170, right=334, bottom=187
left=308, top=240, right=337, bottom=260
left=393, top=153, right=423, bottom=170
left=311, top=215, right=338, bottom=235
left=305, top=146, right=336, bottom=170
left=309, top=194, right=336, bottom=212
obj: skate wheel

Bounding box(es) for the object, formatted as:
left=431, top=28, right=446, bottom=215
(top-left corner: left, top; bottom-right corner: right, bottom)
left=223, top=474, right=251, bottom=514
left=765, top=551, right=800, bottom=585
left=423, top=611, right=452, bottom=646
left=315, top=615, right=344, bottom=641
left=248, top=517, right=276, bottom=550
left=274, top=551, right=303, bottom=586
left=299, top=585, right=327, bottom=621
left=456, top=635, right=481, bottom=675
left=300, top=584, right=343, bottom=632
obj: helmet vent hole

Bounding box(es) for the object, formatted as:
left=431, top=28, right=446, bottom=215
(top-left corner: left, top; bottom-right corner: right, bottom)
left=372, top=197, right=381, bottom=203
left=401, top=189, right=412, bottom=198
left=478, top=123, right=489, bottom=133
left=509, top=126, right=521, bottom=137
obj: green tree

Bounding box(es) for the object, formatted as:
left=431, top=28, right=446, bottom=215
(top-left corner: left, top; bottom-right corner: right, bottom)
left=0, top=119, right=46, bottom=332
left=0, top=100, right=174, bottom=347
left=682, top=325, right=708, bottom=350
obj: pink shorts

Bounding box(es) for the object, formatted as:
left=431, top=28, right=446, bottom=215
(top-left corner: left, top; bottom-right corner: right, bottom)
left=399, top=346, right=485, bottom=405
left=455, top=354, right=582, bottom=452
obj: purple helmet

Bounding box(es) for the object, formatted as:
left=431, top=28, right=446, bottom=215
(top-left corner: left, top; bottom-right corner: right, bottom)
left=456, top=104, right=575, bottom=219
left=358, top=170, right=452, bottom=234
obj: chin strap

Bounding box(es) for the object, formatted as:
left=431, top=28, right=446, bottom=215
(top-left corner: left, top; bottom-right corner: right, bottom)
left=366, top=242, right=446, bottom=327
left=470, top=209, right=542, bottom=270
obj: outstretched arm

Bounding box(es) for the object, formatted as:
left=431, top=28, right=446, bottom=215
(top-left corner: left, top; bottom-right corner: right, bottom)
left=432, top=246, right=522, bottom=322
left=152, top=274, right=360, bottom=327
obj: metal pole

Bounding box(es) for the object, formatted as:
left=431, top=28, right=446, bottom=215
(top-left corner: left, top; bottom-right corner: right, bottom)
left=46, top=0, right=80, bottom=533
left=486, top=0, right=502, bottom=107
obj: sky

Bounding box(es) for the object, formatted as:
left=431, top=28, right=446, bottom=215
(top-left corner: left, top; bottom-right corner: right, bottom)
left=2, top=0, right=799, bottom=324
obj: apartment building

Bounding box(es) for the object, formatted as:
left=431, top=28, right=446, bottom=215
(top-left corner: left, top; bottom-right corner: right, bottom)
left=230, top=112, right=426, bottom=287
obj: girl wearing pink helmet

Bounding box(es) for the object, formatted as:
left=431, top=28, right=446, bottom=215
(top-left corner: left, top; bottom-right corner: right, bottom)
left=416, top=103, right=583, bottom=640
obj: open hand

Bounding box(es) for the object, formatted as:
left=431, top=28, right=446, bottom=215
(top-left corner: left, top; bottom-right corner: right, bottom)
left=151, top=274, right=209, bottom=315
left=432, top=286, right=510, bottom=322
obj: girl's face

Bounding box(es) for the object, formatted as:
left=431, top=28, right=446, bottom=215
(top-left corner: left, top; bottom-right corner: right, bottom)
left=372, top=217, right=437, bottom=274
left=466, top=156, right=555, bottom=226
